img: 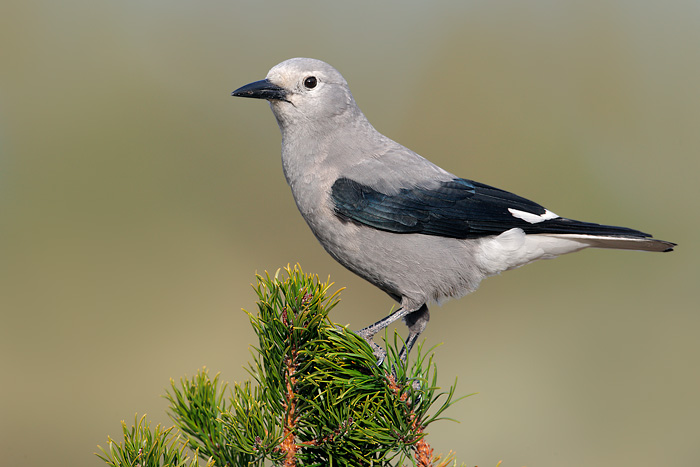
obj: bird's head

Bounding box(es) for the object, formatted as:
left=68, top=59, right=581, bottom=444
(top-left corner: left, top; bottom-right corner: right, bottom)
left=232, top=58, right=360, bottom=130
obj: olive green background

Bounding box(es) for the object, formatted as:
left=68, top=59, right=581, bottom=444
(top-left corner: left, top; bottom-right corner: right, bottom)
left=1, top=1, right=698, bottom=466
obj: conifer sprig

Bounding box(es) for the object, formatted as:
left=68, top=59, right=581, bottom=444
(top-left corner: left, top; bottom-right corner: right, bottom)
left=98, top=265, right=467, bottom=466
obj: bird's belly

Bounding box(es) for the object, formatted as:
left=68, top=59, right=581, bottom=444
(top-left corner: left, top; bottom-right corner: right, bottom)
left=305, top=212, right=486, bottom=308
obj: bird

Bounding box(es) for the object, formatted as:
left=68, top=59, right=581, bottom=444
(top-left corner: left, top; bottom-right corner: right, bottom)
left=232, top=57, right=675, bottom=361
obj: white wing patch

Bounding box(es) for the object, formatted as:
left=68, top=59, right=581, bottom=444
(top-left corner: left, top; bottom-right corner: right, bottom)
left=508, top=208, right=559, bottom=224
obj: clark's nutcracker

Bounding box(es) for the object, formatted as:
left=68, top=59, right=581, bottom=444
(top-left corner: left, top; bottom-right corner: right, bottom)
left=232, top=58, right=675, bottom=360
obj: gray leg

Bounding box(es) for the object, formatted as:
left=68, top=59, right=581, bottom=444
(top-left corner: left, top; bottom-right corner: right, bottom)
left=358, top=304, right=428, bottom=363
left=358, top=305, right=420, bottom=362
left=399, top=304, right=430, bottom=362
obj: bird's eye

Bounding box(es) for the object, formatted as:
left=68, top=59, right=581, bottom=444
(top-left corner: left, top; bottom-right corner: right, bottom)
left=304, top=76, right=318, bottom=89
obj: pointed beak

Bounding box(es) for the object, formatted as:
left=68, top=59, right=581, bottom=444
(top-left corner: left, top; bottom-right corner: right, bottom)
left=231, top=79, right=288, bottom=101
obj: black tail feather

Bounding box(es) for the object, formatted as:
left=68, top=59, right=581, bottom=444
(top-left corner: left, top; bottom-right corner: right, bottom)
left=521, top=217, right=652, bottom=238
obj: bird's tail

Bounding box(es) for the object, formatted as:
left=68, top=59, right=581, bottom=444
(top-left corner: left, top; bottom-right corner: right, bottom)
left=521, top=216, right=676, bottom=253
left=480, top=226, right=674, bottom=277
left=542, top=233, right=675, bottom=252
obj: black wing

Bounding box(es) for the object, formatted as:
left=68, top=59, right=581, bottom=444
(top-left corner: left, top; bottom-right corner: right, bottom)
left=330, top=177, right=652, bottom=239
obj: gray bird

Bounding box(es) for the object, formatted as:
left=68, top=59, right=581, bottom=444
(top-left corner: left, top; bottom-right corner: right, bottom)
left=232, top=58, right=675, bottom=361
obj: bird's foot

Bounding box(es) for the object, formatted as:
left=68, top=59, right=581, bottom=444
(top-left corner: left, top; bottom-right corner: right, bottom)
left=369, top=341, right=387, bottom=365
left=358, top=328, right=386, bottom=365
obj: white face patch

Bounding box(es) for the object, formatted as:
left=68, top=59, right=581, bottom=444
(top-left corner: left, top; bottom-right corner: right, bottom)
left=508, top=208, right=559, bottom=224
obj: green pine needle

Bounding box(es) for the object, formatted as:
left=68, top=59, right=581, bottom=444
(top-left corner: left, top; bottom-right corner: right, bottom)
left=98, top=265, right=469, bottom=467
left=96, top=414, right=212, bottom=467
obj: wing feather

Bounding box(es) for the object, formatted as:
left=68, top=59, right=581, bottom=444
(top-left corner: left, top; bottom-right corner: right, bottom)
left=331, top=177, right=655, bottom=240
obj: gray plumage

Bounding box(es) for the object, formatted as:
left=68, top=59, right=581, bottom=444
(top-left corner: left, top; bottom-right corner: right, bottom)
left=232, top=58, right=675, bottom=360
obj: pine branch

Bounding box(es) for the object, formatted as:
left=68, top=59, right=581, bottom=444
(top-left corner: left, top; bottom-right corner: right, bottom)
left=96, top=414, right=213, bottom=467
left=97, top=265, right=469, bottom=467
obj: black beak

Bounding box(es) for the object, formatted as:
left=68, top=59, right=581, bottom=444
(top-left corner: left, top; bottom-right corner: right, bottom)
left=231, top=79, right=288, bottom=101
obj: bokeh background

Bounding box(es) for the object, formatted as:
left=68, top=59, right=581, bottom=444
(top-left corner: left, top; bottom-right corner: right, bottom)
left=1, top=1, right=698, bottom=466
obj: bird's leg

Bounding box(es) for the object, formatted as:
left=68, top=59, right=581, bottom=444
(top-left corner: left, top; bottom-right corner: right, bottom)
left=357, top=305, right=428, bottom=364
left=358, top=306, right=416, bottom=363
left=399, top=304, right=430, bottom=363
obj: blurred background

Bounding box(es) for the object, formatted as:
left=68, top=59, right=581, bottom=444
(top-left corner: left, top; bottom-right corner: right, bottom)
left=1, top=1, right=698, bottom=466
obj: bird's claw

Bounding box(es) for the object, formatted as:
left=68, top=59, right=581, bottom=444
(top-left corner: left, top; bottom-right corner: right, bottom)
left=369, top=341, right=386, bottom=366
